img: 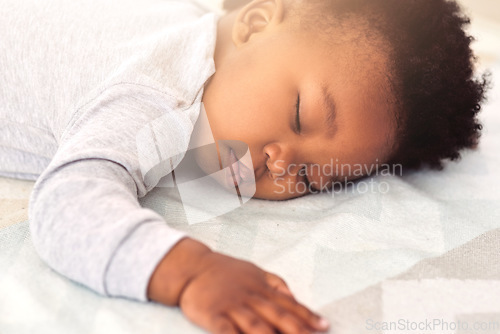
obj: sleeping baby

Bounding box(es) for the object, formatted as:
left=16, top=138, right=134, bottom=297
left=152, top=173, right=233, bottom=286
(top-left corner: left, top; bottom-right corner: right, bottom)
left=0, top=0, right=488, bottom=333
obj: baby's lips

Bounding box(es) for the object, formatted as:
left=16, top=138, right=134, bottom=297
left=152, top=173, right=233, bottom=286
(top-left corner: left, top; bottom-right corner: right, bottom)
left=236, top=159, right=253, bottom=183
left=223, top=164, right=238, bottom=188
left=229, top=148, right=256, bottom=187
left=229, top=149, right=241, bottom=182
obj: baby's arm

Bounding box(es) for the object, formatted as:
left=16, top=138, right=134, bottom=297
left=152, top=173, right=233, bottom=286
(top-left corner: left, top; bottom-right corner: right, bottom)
left=29, top=84, right=191, bottom=300
left=29, top=157, right=185, bottom=299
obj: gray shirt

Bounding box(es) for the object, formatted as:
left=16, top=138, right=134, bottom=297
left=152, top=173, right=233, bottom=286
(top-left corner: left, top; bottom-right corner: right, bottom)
left=0, top=0, right=217, bottom=301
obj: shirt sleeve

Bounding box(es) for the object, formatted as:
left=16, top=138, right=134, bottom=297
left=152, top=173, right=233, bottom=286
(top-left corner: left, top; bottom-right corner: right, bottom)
left=28, top=83, right=198, bottom=301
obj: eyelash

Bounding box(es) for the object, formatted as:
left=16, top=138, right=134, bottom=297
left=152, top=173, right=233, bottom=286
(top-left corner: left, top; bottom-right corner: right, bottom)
left=295, top=94, right=301, bottom=133
left=295, top=94, right=309, bottom=187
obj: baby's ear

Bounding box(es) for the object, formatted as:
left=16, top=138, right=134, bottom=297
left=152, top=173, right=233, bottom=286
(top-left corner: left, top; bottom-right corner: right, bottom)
left=232, top=0, right=284, bottom=46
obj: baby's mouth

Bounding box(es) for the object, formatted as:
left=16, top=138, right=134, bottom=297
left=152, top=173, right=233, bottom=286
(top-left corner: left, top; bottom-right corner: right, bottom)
left=226, top=148, right=253, bottom=187
left=228, top=148, right=241, bottom=186
left=216, top=140, right=257, bottom=198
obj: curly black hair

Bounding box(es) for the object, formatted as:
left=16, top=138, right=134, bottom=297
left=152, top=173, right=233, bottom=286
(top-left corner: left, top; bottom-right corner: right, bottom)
left=223, top=0, right=490, bottom=171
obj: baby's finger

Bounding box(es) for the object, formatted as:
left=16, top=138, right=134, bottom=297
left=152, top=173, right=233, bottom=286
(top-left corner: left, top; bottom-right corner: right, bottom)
left=249, top=295, right=312, bottom=334
left=228, top=306, right=275, bottom=334
left=207, top=314, right=239, bottom=334
left=265, top=272, right=294, bottom=298
left=270, top=292, right=330, bottom=332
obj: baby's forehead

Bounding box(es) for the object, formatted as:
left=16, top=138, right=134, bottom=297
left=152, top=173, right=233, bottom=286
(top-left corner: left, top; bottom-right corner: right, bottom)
left=288, top=23, right=392, bottom=75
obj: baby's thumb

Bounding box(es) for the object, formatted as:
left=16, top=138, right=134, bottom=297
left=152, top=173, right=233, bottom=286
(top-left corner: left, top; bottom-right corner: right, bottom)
left=265, top=272, right=294, bottom=298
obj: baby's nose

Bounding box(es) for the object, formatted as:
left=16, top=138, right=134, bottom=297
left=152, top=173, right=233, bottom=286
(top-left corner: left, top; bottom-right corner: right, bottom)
left=264, top=143, right=300, bottom=177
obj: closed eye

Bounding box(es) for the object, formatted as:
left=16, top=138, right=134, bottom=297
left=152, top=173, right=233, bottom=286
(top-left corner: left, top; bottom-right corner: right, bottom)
left=295, top=94, right=301, bottom=133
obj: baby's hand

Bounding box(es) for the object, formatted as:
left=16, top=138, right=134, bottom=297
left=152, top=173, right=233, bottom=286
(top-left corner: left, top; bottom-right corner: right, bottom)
left=147, top=238, right=330, bottom=334
left=180, top=252, right=330, bottom=334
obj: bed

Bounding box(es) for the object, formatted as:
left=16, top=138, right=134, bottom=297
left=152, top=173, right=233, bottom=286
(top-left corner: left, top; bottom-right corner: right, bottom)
left=1, top=1, right=499, bottom=333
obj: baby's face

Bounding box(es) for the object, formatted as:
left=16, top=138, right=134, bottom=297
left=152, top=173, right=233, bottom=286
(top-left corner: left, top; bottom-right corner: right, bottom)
left=200, top=9, right=397, bottom=200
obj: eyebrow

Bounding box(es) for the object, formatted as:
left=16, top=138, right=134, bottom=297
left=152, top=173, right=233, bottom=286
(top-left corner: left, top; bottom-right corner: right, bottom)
left=322, top=85, right=337, bottom=137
